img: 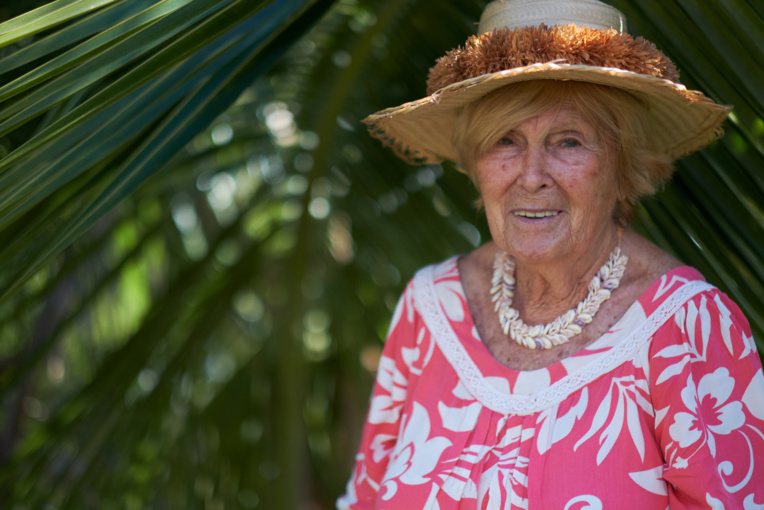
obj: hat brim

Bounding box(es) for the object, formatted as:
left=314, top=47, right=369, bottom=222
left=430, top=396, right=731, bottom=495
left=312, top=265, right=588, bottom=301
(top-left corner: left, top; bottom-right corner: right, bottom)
left=364, top=62, right=732, bottom=165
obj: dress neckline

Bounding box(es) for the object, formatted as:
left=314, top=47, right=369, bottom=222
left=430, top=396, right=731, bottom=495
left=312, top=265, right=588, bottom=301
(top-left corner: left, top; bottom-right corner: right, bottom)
left=413, top=259, right=711, bottom=414
left=453, top=261, right=702, bottom=377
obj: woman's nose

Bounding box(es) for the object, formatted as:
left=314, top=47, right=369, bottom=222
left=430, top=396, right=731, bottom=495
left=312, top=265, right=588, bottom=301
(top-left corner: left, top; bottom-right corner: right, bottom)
left=517, top=145, right=551, bottom=192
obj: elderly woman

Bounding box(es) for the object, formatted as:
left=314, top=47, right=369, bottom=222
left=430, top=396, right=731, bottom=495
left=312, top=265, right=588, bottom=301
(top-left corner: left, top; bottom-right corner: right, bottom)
left=339, top=0, right=764, bottom=508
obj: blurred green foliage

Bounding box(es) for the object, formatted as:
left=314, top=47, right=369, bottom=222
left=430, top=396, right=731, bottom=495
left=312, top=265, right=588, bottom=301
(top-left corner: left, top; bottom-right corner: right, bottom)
left=0, top=0, right=761, bottom=509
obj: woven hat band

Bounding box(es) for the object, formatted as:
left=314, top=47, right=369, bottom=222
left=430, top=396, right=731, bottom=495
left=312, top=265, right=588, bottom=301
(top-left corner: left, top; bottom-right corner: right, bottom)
left=478, top=0, right=627, bottom=34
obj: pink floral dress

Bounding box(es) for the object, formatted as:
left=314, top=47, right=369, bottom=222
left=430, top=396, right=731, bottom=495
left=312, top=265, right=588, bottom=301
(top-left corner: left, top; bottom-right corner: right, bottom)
left=338, top=258, right=764, bottom=509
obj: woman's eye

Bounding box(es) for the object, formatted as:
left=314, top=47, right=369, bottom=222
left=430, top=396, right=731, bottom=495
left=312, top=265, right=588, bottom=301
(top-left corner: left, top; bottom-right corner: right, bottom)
left=498, top=137, right=514, bottom=145
left=560, top=138, right=580, bottom=148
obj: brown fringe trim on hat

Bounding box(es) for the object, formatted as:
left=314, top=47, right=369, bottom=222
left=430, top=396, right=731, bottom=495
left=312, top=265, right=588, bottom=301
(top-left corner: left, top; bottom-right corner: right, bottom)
left=427, top=24, right=679, bottom=95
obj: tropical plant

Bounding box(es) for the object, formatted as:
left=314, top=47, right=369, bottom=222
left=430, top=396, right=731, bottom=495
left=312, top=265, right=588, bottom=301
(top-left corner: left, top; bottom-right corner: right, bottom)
left=0, top=0, right=761, bottom=509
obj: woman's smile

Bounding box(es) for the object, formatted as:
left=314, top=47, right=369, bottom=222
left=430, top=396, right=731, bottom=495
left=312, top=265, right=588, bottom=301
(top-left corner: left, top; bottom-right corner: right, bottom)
left=512, top=210, right=561, bottom=219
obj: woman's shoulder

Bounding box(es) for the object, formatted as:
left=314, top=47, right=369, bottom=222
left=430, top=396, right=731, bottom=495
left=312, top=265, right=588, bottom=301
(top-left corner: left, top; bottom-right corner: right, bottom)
left=414, top=254, right=461, bottom=281
left=619, top=230, right=685, bottom=293
left=393, top=254, right=465, bottom=330
left=644, top=265, right=757, bottom=382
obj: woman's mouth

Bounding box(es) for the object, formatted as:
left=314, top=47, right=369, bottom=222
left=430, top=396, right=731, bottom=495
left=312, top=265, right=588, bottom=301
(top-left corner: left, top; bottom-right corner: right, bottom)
left=513, top=210, right=560, bottom=218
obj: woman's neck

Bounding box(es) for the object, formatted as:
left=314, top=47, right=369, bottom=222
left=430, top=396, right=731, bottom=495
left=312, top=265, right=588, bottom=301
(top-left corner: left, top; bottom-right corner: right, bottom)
left=508, top=226, right=621, bottom=324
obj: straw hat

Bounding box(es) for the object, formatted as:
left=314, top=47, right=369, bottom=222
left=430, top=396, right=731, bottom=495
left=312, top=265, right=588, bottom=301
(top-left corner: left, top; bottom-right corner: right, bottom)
left=364, top=0, right=732, bottom=165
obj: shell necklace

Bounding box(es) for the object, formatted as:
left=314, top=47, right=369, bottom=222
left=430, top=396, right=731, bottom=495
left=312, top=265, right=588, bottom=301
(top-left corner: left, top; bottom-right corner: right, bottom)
left=490, top=243, right=628, bottom=350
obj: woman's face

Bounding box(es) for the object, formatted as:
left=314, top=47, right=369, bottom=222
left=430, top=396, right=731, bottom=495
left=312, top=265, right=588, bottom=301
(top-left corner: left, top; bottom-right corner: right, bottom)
left=475, top=104, right=620, bottom=265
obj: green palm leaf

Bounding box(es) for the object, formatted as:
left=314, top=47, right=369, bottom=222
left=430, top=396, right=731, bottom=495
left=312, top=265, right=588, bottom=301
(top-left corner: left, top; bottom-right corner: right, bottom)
left=0, top=0, right=122, bottom=46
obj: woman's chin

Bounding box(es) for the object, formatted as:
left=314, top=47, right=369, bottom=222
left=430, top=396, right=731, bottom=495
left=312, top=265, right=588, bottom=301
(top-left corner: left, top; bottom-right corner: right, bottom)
left=498, top=226, right=572, bottom=264
left=505, top=242, right=569, bottom=265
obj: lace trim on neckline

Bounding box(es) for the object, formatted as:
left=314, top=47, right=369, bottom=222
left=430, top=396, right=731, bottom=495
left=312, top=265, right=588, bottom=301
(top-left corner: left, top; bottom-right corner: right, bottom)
left=413, top=264, right=713, bottom=415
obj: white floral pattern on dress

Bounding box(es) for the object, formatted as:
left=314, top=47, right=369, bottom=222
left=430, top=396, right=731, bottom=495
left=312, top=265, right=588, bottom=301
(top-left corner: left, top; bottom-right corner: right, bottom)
left=574, top=375, right=653, bottom=464
left=380, top=403, right=451, bottom=500
left=368, top=356, right=407, bottom=425
left=337, top=260, right=764, bottom=510
left=564, top=494, right=603, bottom=510
left=668, top=368, right=744, bottom=456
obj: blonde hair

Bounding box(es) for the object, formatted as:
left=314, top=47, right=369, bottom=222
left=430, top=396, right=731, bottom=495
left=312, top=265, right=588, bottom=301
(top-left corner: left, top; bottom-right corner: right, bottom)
left=452, top=80, right=674, bottom=226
